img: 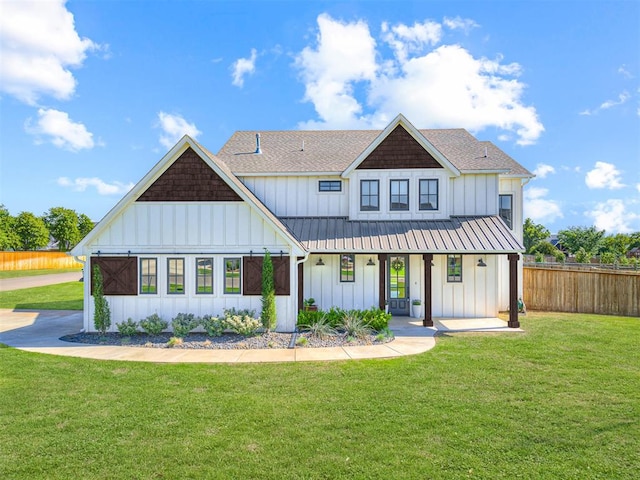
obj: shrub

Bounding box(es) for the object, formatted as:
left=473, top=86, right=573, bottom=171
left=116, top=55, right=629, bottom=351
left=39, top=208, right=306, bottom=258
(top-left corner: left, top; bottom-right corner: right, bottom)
left=324, top=306, right=345, bottom=327
left=166, top=337, right=183, bottom=347
left=295, top=336, right=308, bottom=346
left=225, top=314, right=261, bottom=336
left=139, top=314, right=168, bottom=335
left=376, top=327, right=394, bottom=342
left=297, top=309, right=324, bottom=327
left=201, top=315, right=225, bottom=337
left=339, top=313, right=373, bottom=339
left=301, top=314, right=336, bottom=340
left=361, top=307, right=391, bottom=332
left=116, top=318, right=138, bottom=337
left=224, top=307, right=256, bottom=318
left=92, top=265, right=111, bottom=334
left=171, top=313, right=199, bottom=338
left=261, top=249, right=276, bottom=331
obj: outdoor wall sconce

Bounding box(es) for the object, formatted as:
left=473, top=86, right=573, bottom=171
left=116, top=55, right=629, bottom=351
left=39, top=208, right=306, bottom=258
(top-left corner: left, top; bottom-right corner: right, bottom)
left=477, top=258, right=487, bottom=267
left=316, top=257, right=325, bottom=266
left=367, top=257, right=376, bottom=266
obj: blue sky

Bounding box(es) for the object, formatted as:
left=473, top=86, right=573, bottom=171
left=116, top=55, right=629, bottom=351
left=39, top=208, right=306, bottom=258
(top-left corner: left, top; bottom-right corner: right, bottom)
left=1, top=0, right=639, bottom=234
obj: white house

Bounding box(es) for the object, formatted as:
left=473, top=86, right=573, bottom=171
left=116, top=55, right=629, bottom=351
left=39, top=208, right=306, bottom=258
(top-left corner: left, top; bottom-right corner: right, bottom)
left=71, top=114, right=532, bottom=332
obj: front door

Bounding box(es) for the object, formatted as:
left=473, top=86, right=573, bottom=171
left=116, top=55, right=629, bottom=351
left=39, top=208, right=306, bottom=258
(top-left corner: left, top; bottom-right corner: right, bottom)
left=388, top=255, right=410, bottom=316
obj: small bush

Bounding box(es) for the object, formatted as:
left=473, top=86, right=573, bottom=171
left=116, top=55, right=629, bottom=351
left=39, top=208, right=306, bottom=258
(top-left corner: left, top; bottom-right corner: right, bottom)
left=166, top=336, right=183, bottom=348
left=139, top=314, right=168, bottom=335
left=301, top=314, right=336, bottom=340
left=376, top=327, right=394, bottom=342
left=225, top=314, right=262, bottom=336
left=324, top=306, right=345, bottom=328
left=297, top=309, right=324, bottom=327
left=339, top=313, right=373, bottom=339
left=361, top=307, right=391, bottom=332
left=295, top=336, right=308, bottom=347
left=171, top=313, right=199, bottom=338
left=201, top=315, right=225, bottom=337
left=224, top=307, right=256, bottom=318
left=116, top=318, right=138, bottom=336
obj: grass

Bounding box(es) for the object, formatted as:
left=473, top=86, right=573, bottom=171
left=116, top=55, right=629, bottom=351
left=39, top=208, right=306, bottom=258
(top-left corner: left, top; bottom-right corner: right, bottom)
left=0, top=268, right=82, bottom=279
left=0, top=282, right=83, bottom=310
left=0, top=311, right=638, bottom=479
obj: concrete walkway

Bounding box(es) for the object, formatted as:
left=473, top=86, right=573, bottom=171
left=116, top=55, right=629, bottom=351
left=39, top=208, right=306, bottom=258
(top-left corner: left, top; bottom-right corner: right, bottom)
left=0, top=272, right=83, bottom=291
left=0, top=309, right=521, bottom=364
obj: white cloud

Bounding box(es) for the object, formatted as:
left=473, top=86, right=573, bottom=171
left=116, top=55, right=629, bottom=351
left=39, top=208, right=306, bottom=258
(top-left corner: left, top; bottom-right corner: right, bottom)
left=586, top=199, right=639, bottom=234
left=231, top=48, right=258, bottom=87
left=156, top=112, right=201, bottom=149
left=295, top=14, right=544, bottom=145
left=0, top=0, right=100, bottom=104
left=443, top=17, right=479, bottom=33
left=25, top=108, right=96, bottom=151
left=381, top=20, right=442, bottom=62
left=585, top=161, right=625, bottom=189
left=580, top=90, right=630, bottom=115
left=636, top=183, right=640, bottom=193
left=617, top=65, right=633, bottom=79
left=533, top=163, right=555, bottom=179
left=57, top=177, right=134, bottom=195
left=523, top=186, right=563, bottom=223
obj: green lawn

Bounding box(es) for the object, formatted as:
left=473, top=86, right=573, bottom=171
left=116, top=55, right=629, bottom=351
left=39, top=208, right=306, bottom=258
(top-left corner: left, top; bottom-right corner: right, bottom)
left=0, top=282, right=83, bottom=310
left=0, top=312, right=638, bottom=479
left=0, top=268, right=82, bottom=279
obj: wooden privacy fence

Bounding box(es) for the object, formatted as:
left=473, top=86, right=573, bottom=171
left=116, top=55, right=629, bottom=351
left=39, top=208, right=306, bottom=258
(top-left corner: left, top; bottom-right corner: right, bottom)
left=524, top=266, right=639, bottom=317
left=0, top=252, right=84, bottom=271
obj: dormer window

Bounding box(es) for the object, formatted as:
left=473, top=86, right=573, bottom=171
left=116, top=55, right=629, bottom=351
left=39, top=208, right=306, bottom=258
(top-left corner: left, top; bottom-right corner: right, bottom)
left=419, top=179, right=439, bottom=210
left=390, top=180, right=409, bottom=211
left=360, top=180, right=379, bottom=211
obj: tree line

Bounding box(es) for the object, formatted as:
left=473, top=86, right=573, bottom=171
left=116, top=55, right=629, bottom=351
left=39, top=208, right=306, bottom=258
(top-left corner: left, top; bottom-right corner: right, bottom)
left=524, top=218, right=640, bottom=264
left=0, top=205, right=94, bottom=252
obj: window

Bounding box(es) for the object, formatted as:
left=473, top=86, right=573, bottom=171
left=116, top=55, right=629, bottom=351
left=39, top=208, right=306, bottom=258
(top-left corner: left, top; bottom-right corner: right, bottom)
left=360, top=180, right=379, bottom=211
left=167, top=258, right=185, bottom=294
left=419, top=179, right=439, bottom=210
left=447, top=255, right=462, bottom=283
left=319, top=180, right=342, bottom=192
left=390, top=180, right=409, bottom=211
left=196, top=258, right=213, bottom=294
left=140, top=258, right=157, bottom=294
left=224, top=258, right=241, bottom=294
left=499, top=194, right=513, bottom=229
left=340, top=254, right=355, bottom=282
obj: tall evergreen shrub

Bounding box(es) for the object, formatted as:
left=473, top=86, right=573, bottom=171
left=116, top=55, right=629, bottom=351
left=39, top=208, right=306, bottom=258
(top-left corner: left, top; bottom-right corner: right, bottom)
left=261, top=249, right=276, bottom=331
left=92, top=265, right=111, bottom=334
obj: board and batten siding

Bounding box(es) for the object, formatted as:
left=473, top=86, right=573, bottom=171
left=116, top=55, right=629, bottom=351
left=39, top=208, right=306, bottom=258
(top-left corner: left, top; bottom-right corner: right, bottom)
left=82, top=201, right=299, bottom=332
left=449, top=174, right=499, bottom=217
left=240, top=176, right=349, bottom=217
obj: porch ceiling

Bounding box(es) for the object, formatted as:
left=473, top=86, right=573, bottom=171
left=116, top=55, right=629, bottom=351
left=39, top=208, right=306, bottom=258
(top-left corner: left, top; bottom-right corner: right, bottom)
left=279, top=215, right=524, bottom=254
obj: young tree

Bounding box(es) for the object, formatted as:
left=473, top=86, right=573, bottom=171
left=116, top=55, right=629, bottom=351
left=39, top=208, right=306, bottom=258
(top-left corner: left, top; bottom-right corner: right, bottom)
left=0, top=205, right=20, bottom=250
left=78, top=213, right=95, bottom=240
left=92, top=265, right=111, bottom=335
left=557, top=226, right=605, bottom=257
left=523, top=218, right=550, bottom=254
left=43, top=207, right=80, bottom=251
left=261, top=249, right=276, bottom=332
left=600, top=233, right=631, bottom=260
left=14, top=212, right=49, bottom=250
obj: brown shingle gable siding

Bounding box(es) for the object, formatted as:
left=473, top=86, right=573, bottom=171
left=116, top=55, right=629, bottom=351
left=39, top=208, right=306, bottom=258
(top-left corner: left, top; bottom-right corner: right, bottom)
left=137, top=147, right=243, bottom=202
left=357, top=125, right=443, bottom=170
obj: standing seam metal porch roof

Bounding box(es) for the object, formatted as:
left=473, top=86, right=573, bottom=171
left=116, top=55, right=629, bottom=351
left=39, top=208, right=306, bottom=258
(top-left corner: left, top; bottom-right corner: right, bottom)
left=279, top=216, right=524, bottom=253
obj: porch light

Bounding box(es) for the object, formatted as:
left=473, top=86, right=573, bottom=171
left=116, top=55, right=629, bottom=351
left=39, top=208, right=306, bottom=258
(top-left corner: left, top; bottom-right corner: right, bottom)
left=367, top=257, right=375, bottom=266
left=316, top=257, right=325, bottom=266
left=477, top=258, right=487, bottom=267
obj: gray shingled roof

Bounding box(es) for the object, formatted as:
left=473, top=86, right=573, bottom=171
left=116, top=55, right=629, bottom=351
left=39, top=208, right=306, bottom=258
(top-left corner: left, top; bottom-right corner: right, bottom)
left=280, top=216, right=524, bottom=253
left=216, top=128, right=532, bottom=176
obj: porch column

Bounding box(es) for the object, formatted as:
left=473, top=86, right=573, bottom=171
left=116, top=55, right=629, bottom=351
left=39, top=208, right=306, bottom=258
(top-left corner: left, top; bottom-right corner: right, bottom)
left=508, top=253, right=520, bottom=328
left=297, top=257, right=304, bottom=312
left=423, top=253, right=433, bottom=327
left=378, top=254, right=386, bottom=310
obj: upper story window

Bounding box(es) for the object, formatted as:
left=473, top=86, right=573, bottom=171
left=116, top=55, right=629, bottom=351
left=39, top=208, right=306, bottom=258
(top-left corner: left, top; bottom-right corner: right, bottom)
left=319, top=180, right=342, bottom=192
left=360, top=180, right=379, bottom=211
left=340, top=254, right=355, bottom=282
left=390, top=180, right=409, bottom=211
left=499, top=194, right=513, bottom=229
left=196, top=258, right=213, bottom=294
left=140, top=258, right=157, bottom=294
left=167, top=258, right=185, bottom=294
left=419, top=179, right=439, bottom=210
